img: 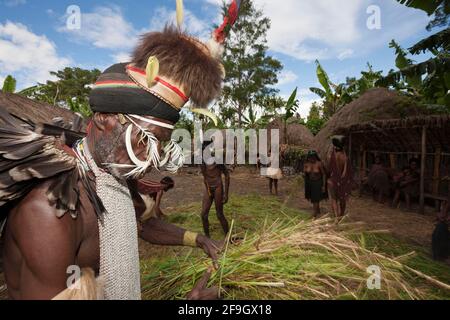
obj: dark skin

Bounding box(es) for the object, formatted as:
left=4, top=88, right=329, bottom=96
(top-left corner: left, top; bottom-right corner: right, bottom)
left=371, top=157, right=386, bottom=203
left=392, top=161, right=420, bottom=210
left=132, top=181, right=172, bottom=220
left=269, top=178, right=278, bottom=196
left=362, top=156, right=388, bottom=204
left=154, top=187, right=168, bottom=219
left=2, top=113, right=221, bottom=300
left=266, top=155, right=280, bottom=196
left=200, top=163, right=230, bottom=238
left=304, top=156, right=326, bottom=218
left=327, top=148, right=349, bottom=218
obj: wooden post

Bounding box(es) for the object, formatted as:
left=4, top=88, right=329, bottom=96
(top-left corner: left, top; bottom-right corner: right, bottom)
left=362, top=150, right=367, bottom=178
left=348, top=133, right=352, bottom=161
left=433, top=148, right=441, bottom=194
left=390, top=153, right=396, bottom=170
left=433, top=147, right=442, bottom=211
left=419, top=126, right=427, bottom=214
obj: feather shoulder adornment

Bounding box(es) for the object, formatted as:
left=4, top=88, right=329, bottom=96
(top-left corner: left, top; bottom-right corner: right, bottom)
left=0, top=109, right=104, bottom=219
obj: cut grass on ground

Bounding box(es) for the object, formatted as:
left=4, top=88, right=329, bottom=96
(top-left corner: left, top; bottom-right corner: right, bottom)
left=140, top=194, right=450, bottom=300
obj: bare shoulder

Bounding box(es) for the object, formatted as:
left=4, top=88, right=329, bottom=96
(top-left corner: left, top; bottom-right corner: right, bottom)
left=5, top=179, right=81, bottom=299
left=7, top=179, right=79, bottom=246
left=9, top=180, right=60, bottom=225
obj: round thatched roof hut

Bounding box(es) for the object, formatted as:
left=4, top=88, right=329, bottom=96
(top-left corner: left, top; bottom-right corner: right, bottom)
left=267, top=118, right=314, bottom=149
left=313, top=88, right=429, bottom=160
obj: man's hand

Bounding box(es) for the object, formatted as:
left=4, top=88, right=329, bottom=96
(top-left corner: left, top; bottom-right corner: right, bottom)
left=196, top=235, right=223, bottom=270
left=186, top=269, right=219, bottom=300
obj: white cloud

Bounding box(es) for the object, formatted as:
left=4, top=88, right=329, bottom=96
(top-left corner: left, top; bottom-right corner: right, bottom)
left=58, top=5, right=214, bottom=57
left=298, top=97, right=322, bottom=119
left=277, top=70, right=298, bottom=86
left=59, top=6, right=139, bottom=50
left=258, top=0, right=363, bottom=61
left=3, top=0, right=26, bottom=7
left=150, top=7, right=211, bottom=41
left=0, top=21, right=71, bottom=88
left=338, top=49, right=355, bottom=61
left=203, top=0, right=430, bottom=61
left=111, top=51, right=132, bottom=63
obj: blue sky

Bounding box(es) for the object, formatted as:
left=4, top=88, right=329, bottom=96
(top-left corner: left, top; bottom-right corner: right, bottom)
left=0, top=0, right=437, bottom=117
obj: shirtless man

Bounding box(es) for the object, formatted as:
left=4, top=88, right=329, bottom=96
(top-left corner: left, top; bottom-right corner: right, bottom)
left=327, top=136, right=354, bottom=218
left=0, top=25, right=227, bottom=300
left=1, top=112, right=222, bottom=300
left=200, top=144, right=230, bottom=238
left=366, top=155, right=390, bottom=203
left=392, top=159, right=420, bottom=210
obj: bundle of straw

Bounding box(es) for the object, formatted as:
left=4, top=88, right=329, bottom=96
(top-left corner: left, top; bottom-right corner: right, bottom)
left=141, top=216, right=450, bottom=300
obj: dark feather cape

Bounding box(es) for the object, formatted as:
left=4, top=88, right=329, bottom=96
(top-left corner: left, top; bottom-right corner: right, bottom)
left=0, top=108, right=104, bottom=222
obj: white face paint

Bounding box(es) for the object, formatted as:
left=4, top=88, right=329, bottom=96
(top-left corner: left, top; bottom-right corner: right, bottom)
left=104, top=115, right=185, bottom=179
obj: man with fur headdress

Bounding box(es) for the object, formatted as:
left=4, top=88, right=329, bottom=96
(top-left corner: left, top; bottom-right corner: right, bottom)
left=0, top=1, right=242, bottom=300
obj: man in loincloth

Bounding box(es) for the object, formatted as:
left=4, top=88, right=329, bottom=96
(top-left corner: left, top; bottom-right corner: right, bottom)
left=366, top=154, right=390, bottom=203
left=327, top=136, right=355, bottom=218
left=200, top=143, right=230, bottom=238
left=0, top=1, right=243, bottom=299
left=392, top=158, right=420, bottom=210
left=304, top=150, right=327, bottom=218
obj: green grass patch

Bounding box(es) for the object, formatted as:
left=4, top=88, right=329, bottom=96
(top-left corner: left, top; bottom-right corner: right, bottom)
left=140, top=194, right=450, bottom=300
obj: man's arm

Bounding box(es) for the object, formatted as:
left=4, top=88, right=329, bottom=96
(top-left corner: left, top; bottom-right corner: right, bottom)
left=154, top=191, right=164, bottom=217
left=320, top=163, right=327, bottom=191
left=139, top=218, right=221, bottom=268
left=7, top=190, right=78, bottom=300
left=342, top=155, right=348, bottom=178
left=222, top=165, right=230, bottom=204
left=401, top=173, right=420, bottom=187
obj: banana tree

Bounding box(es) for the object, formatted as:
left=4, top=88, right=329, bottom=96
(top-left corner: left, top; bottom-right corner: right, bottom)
left=281, top=87, right=299, bottom=145
left=395, top=0, right=445, bottom=15
left=242, top=105, right=260, bottom=129
left=378, top=39, right=450, bottom=107
left=396, top=0, right=449, bottom=30
left=1, top=75, right=17, bottom=93
left=310, top=60, right=352, bottom=118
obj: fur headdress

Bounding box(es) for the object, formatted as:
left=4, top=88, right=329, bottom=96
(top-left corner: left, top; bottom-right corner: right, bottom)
left=90, top=0, right=243, bottom=125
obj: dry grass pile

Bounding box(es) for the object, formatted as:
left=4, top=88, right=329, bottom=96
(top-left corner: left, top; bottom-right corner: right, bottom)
left=141, top=209, right=450, bottom=300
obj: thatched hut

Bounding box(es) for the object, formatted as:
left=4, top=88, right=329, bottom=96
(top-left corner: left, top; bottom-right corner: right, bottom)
left=0, top=92, right=79, bottom=124
left=267, top=118, right=314, bottom=172
left=313, top=88, right=428, bottom=160
left=267, top=118, right=314, bottom=149
left=314, top=88, right=449, bottom=213
left=336, top=115, right=450, bottom=213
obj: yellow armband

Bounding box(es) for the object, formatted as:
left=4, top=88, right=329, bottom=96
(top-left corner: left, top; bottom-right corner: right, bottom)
left=183, top=231, right=198, bottom=247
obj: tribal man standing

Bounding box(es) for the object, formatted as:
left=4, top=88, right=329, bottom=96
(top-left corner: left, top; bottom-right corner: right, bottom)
left=327, top=136, right=355, bottom=219
left=200, top=143, right=231, bottom=238
left=0, top=0, right=242, bottom=300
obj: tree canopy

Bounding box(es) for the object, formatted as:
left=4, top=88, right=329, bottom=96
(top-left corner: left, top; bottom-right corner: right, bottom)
left=220, top=0, right=283, bottom=127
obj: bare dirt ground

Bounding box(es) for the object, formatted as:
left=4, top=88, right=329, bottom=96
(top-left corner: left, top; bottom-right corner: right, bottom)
left=0, top=167, right=442, bottom=299
left=136, top=167, right=440, bottom=268
left=159, top=167, right=437, bottom=247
